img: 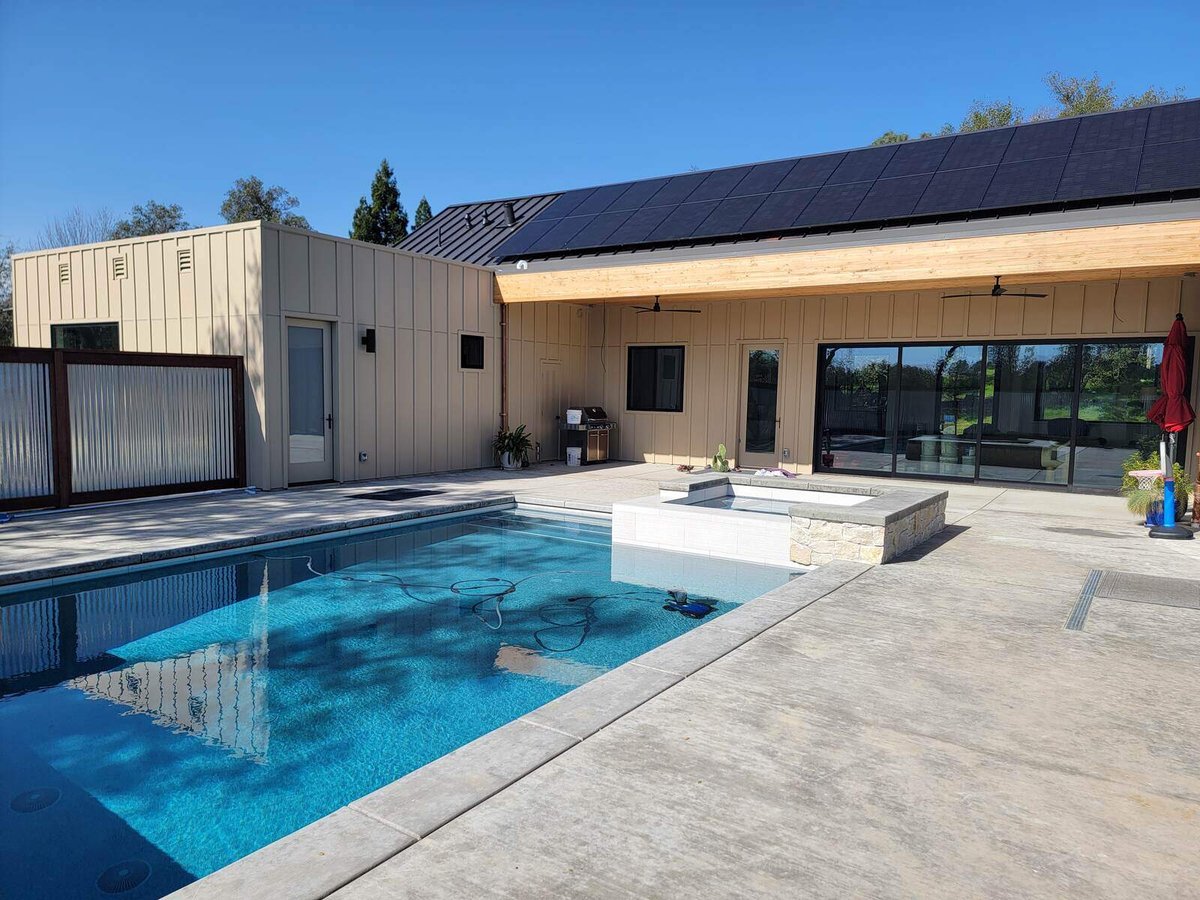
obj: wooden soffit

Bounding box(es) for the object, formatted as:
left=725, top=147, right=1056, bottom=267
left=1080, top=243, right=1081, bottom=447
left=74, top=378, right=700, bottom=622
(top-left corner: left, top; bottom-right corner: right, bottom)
left=494, top=219, right=1200, bottom=304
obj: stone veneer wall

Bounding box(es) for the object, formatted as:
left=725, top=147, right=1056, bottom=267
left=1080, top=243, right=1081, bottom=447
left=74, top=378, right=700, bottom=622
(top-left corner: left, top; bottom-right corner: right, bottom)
left=790, top=496, right=947, bottom=565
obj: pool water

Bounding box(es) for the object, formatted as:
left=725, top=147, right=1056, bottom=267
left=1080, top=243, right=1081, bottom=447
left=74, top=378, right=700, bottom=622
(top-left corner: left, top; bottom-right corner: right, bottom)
left=0, top=509, right=795, bottom=899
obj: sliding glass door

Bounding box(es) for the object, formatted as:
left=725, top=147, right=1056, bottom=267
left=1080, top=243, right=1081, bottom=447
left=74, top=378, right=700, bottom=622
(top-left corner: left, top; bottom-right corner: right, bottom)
left=816, top=337, right=1191, bottom=491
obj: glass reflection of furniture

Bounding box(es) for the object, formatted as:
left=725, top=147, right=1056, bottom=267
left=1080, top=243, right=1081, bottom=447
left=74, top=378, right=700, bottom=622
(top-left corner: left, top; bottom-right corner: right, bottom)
left=819, top=347, right=897, bottom=473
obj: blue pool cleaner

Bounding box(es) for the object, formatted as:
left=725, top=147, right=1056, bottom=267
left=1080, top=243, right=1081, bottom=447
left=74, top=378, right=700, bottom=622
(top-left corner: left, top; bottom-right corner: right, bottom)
left=662, top=589, right=716, bottom=619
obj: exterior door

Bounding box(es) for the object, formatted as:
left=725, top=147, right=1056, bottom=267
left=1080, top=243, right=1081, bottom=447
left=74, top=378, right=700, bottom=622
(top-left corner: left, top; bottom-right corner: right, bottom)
left=538, top=359, right=563, bottom=462
left=286, top=319, right=334, bottom=483
left=738, top=343, right=784, bottom=469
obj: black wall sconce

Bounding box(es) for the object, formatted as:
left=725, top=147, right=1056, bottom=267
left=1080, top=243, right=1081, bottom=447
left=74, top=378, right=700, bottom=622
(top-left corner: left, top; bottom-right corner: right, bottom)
left=361, top=328, right=376, bottom=353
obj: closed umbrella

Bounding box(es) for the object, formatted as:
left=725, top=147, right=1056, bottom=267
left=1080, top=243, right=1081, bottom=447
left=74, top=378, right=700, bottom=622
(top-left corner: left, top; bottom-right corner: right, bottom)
left=1147, top=313, right=1195, bottom=540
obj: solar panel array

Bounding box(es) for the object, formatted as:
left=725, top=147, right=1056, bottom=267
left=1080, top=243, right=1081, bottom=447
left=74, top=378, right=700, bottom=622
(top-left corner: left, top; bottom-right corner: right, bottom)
left=492, top=100, right=1200, bottom=261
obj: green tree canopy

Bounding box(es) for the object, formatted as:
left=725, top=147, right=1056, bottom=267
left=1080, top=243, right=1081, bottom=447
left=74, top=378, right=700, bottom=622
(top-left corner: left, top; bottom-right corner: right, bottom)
left=0, top=242, right=13, bottom=347
left=350, top=159, right=409, bottom=245
left=870, top=72, right=1187, bottom=145
left=110, top=200, right=191, bottom=239
left=220, top=176, right=310, bottom=229
left=414, top=196, right=433, bottom=229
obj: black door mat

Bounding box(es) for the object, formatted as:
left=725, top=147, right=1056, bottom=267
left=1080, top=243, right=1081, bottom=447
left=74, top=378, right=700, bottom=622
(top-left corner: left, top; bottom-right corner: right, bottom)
left=349, top=488, right=445, bottom=502
left=1095, top=570, right=1200, bottom=609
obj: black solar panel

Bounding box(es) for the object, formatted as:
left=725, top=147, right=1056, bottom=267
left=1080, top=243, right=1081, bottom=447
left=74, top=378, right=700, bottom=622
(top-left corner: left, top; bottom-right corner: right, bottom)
left=570, top=183, right=635, bottom=216
left=1137, top=138, right=1200, bottom=191
left=1146, top=101, right=1200, bottom=144
left=776, top=153, right=844, bottom=190
left=794, top=182, right=873, bottom=225
left=562, top=210, right=635, bottom=250
left=1056, top=148, right=1141, bottom=199
left=644, top=173, right=708, bottom=207
left=880, top=137, right=953, bottom=178
left=913, top=166, right=996, bottom=214
left=740, top=188, right=819, bottom=232
left=940, top=128, right=1015, bottom=170
left=826, top=146, right=897, bottom=185
left=1073, top=108, right=1149, bottom=153
left=1002, top=118, right=1079, bottom=162
left=601, top=205, right=677, bottom=245
left=646, top=201, right=723, bottom=242
left=852, top=174, right=934, bottom=221
left=982, top=157, right=1068, bottom=208
left=606, top=177, right=671, bottom=211
left=486, top=100, right=1200, bottom=261
left=691, top=195, right=769, bottom=238
left=688, top=166, right=753, bottom=202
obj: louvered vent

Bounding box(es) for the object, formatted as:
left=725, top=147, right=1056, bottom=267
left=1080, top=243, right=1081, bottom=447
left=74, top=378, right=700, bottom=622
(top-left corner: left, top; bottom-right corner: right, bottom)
left=177, top=248, right=193, bottom=272
left=112, top=255, right=128, bottom=279
left=58, top=262, right=70, bottom=284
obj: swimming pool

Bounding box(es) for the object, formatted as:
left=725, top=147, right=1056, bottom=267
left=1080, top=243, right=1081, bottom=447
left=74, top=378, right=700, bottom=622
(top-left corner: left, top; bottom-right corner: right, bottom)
left=0, top=508, right=795, bottom=899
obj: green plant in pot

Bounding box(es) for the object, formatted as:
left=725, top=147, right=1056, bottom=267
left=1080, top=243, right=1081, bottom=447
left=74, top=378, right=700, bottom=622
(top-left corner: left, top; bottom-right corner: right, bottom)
left=492, top=425, right=532, bottom=471
left=1120, top=449, right=1191, bottom=523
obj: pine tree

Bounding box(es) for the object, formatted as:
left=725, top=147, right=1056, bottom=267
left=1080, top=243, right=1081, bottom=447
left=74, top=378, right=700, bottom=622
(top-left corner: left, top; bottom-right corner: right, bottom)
left=414, top=196, right=433, bottom=230
left=350, top=159, right=409, bottom=245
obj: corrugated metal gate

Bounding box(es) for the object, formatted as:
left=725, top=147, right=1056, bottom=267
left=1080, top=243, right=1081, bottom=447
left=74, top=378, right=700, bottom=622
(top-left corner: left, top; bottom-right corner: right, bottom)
left=0, top=348, right=245, bottom=511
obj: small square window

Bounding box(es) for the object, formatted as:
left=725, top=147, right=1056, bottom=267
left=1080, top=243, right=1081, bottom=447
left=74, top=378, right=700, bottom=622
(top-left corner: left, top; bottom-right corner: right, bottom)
left=460, top=334, right=485, bottom=370
left=627, top=345, right=685, bottom=412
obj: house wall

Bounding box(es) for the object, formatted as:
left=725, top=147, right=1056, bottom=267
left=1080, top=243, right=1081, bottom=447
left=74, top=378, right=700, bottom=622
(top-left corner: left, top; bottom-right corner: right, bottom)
left=12, top=223, right=499, bottom=490
left=504, top=301, right=591, bottom=461
left=261, top=225, right=499, bottom=487
left=579, top=275, right=1200, bottom=478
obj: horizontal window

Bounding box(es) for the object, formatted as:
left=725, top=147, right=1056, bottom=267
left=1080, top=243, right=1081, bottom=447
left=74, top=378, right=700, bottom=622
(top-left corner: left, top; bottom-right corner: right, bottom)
left=52, top=323, right=120, bottom=351
left=627, top=345, right=685, bottom=412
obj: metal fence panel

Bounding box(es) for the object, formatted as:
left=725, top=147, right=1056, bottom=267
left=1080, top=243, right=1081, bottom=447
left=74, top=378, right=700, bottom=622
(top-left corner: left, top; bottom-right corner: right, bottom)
left=0, top=360, right=55, bottom=500
left=68, top=363, right=236, bottom=493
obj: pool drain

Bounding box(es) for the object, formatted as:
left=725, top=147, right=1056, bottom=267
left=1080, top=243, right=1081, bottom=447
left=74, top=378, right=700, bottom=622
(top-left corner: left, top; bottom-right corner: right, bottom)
left=97, top=860, right=151, bottom=894
left=10, top=787, right=61, bottom=813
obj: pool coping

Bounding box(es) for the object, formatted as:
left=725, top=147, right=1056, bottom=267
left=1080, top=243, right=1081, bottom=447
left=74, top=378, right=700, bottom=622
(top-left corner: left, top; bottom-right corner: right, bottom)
left=164, top=558, right=869, bottom=900
left=0, top=495, right=517, bottom=595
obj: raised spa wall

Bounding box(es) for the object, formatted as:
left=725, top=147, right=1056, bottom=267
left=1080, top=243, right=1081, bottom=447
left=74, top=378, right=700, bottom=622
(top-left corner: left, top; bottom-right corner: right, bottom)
left=612, top=474, right=947, bottom=567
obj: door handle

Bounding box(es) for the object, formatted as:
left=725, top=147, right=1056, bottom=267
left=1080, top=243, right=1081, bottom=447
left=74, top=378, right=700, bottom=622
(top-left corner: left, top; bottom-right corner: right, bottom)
left=326, top=413, right=334, bottom=429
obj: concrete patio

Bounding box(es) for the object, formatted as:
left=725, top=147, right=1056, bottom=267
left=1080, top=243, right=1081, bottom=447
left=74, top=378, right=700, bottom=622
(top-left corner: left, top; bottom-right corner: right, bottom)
left=4, top=465, right=1199, bottom=897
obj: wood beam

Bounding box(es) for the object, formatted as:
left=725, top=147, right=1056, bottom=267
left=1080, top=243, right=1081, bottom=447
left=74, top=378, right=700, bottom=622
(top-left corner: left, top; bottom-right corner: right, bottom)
left=494, top=219, right=1200, bottom=304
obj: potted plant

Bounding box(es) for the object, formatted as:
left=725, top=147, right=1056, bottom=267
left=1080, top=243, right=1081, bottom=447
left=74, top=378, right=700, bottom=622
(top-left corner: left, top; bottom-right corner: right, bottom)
left=492, top=424, right=532, bottom=471
left=1120, top=449, right=1191, bottom=525
left=710, top=442, right=732, bottom=473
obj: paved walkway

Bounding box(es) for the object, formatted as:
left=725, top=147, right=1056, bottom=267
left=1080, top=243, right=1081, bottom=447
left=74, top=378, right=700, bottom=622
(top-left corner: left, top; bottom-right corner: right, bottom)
left=322, top=476, right=1198, bottom=898
left=6, top=466, right=1200, bottom=897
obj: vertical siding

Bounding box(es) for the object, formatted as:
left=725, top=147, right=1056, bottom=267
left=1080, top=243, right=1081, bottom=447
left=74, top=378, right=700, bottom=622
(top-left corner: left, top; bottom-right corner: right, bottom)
left=11, top=224, right=270, bottom=486
left=544, top=276, right=1200, bottom=474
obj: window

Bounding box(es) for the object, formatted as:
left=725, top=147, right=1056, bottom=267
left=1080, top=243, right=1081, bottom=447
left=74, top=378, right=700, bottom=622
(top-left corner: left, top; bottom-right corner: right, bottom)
left=460, top=333, right=485, bottom=370
left=51, top=323, right=120, bottom=350
left=627, top=345, right=685, bottom=412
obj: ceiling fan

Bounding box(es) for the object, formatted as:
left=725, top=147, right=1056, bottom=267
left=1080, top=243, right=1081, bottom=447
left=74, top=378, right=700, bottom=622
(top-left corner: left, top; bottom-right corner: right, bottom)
left=633, top=296, right=702, bottom=315
left=941, top=276, right=1047, bottom=300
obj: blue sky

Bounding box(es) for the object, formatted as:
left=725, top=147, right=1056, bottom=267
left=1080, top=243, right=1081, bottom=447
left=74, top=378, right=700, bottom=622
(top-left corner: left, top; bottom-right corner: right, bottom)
left=1, top=0, right=1196, bottom=247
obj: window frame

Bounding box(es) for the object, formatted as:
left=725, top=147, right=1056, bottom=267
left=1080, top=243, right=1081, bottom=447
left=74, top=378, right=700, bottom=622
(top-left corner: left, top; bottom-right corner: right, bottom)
left=51, top=322, right=121, bottom=351
left=458, top=332, right=486, bottom=371
left=625, top=344, right=686, bottom=413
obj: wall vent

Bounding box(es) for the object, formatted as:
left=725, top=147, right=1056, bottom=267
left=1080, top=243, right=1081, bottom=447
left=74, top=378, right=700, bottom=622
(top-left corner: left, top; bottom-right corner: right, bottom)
left=58, top=262, right=70, bottom=285
left=177, top=248, right=193, bottom=273
left=112, top=255, right=128, bottom=279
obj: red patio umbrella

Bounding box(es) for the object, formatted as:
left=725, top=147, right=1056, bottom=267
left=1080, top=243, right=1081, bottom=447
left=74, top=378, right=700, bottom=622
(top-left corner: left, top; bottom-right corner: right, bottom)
left=1147, top=313, right=1195, bottom=433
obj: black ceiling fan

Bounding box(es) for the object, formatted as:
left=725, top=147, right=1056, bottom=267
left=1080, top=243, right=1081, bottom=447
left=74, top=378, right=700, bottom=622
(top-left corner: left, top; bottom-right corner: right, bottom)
left=942, top=276, right=1047, bottom=300
left=633, top=296, right=702, bottom=315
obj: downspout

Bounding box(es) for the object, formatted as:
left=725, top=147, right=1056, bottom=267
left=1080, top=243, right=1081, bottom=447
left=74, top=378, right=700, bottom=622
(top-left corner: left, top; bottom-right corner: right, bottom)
left=499, top=295, right=509, bottom=432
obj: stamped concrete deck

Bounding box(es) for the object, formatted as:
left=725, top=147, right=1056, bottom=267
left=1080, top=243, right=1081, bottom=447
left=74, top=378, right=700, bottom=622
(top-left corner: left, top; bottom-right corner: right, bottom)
left=5, top=465, right=1200, bottom=897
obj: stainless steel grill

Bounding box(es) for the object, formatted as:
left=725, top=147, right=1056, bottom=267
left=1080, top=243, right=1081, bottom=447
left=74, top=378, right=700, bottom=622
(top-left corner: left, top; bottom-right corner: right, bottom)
left=561, top=406, right=615, bottom=466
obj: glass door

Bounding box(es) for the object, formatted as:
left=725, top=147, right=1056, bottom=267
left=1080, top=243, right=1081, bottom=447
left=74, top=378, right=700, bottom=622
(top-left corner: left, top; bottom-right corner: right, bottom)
left=738, top=344, right=784, bottom=469
left=286, top=320, right=334, bottom=483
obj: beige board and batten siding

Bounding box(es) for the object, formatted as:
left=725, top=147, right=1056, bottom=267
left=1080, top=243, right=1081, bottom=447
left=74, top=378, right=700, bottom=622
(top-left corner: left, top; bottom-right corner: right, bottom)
left=577, top=275, right=1200, bottom=474
left=12, top=222, right=499, bottom=490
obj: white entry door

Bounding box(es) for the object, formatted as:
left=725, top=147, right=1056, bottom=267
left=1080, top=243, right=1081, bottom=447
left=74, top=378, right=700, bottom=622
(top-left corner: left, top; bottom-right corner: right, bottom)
left=287, top=319, right=335, bottom=483
left=738, top=343, right=784, bottom=469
